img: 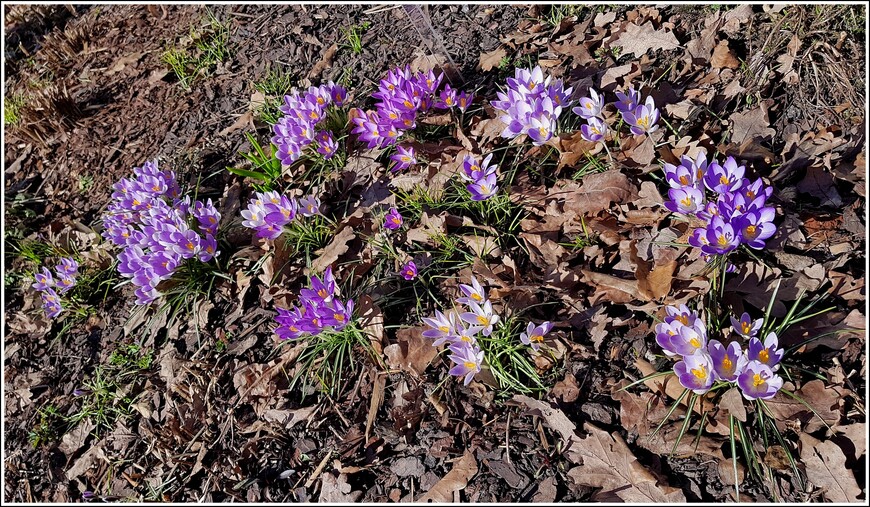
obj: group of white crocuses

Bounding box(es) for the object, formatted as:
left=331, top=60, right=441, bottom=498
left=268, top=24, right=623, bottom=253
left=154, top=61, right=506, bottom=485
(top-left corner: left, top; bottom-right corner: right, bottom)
left=422, top=276, right=553, bottom=385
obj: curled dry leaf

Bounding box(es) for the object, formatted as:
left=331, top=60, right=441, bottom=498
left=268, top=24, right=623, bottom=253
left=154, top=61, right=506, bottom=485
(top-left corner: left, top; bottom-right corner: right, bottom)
left=613, top=21, right=680, bottom=58
left=478, top=46, right=507, bottom=72
left=384, top=326, right=438, bottom=377
left=309, top=225, right=355, bottom=275
left=418, top=451, right=478, bottom=502
left=799, top=434, right=862, bottom=503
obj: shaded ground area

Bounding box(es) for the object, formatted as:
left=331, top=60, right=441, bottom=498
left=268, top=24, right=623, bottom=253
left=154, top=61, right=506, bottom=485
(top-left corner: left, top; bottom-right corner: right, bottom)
left=4, top=4, right=866, bottom=503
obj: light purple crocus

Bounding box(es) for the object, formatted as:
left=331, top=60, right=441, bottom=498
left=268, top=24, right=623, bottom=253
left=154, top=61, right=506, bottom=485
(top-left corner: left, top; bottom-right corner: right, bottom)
left=384, top=207, right=404, bottom=230
left=731, top=312, right=763, bottom=338
left=669, top=324, right=707, bottom=357
left=701, top=216, right=740, bottom=255
left=747, top=332, right=784, bottom=370
left=32, top=267, right=55, bottom=291
left=422, top=310, right=458, bottom=340
left=461, top=154, right=497, bottom=182
left=572, top=88, right=604, bottom=119
left=623, top=96, right=660, bottom=136
left=315, top=130, right=338, bottom=159
left=654, top=321, right=684, bottom=357
left=674, top=351, right=716, bottom=394
left=401, top=260, right=418, bottom=280
left=457, top=276, right=486, bottom=305
left=460, top=300, right=499, bottom=336
left=448, top=343, right=484, bottom=386
left=520, top=321, right=553, bottom=352
left=467, top=173, right=498, bottom=201
left=665, top=186, right=706, bottom=215
left=390, top=145, right=417, bottom=173
left=708, top=339, right=749, bottom=382
left=56, top=257, right=79, bottom=277
left=736, top=207, right=777, bottom=250
left=299, top=195, right=321, bottom=217
left=580, top=117, right=607, bottom=143
left=737, top=360, right=783, bottom=400
left=704, top=156, right=745, bottom=194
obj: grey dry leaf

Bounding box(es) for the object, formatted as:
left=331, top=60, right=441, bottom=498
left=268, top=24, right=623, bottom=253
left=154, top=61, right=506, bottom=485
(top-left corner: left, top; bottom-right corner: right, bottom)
left=418, top=451, right=478, bottom=502
left=613, top=21, right=680, bottom=58
left=319, top=472, right=362, bottom=502
left=718, top=386, right=747, bottom=422
left=478, top=46, right=507, bottom=71
left=799, top=434, right=863, bottom=503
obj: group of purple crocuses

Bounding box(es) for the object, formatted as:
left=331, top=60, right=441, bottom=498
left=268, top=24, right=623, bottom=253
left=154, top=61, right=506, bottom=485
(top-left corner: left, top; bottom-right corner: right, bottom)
left=422, top=276, right=553, bottom=386
left=655, top=305, right=784, bottom=400
left=663, top=152, right=777, bottom=258
left=272, top=81, right=348, bottom=165
left=31, top=258, right=79, bottom=318
left=240, top=190, right=321, bottom=240
left=102, top=160, right=221, bottom=305
left=491, top=66, right=573, bottom=146
left=460, top=153, right=499, bottom=201
left=573, top=85, right=660, bottom=142
left=274, top=267, right=354, bottom=340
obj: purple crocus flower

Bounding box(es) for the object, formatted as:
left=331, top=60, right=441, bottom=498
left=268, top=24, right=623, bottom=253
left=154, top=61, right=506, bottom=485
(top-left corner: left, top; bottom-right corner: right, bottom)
left=614, top=86, right=640, bottom=112
left=390, top=145, right=417, bottom=173
left=457, top=276, right=487, bottom=305
left=41, top=287, right=63, bottom=318
left=193, top=199, right=221, bottom=235
left=134, top=285, right=161, bottom=305
left=737, top=360, right=783, bottom=400
left=302, top=266, right=337, bottom=303
left=467, top=173, right=498, bottom=201
left=623, top=96, right=660, bottom=136
left=56, top=257, right=79, bottom=277
left=731, top=312, right=763, bottom=338
left=580, top=117, right=607, bottom=143
left=328, top=82, right=348, bottom=106
left=708, top=339, right=749, bottom=382
left=668, top=324, right=707, bottom=357
left=275, top=307, right=308, bottom=340
left=460, top=154, right=497, bottom=183
left=572, top=88, right=604, bottom=119
left=459, top=300, right=499, bottom=336
left=664, top=155, right=706, bottom=190
left=701, top=216, right=740, bottom=255
left=299, top=195, right=321, bottom=217
left=665, top=186, right=705, bottom=215
left=704, top=156, right=745, bottom=194
left=520, top=321, right=553, bottom=352
left=747, top=332, right=784, bottom=370
left=316, top=130, right=338, bottom=159
left=401, top=261, right=418, bottom=280
left=736, top=207, right=777, bottom=249
left=525, top=112, right=557, bottom=145
left=447, top=343, right=484, bottom=386
left=32, top=267, right=55, bottom=291
left=674, top=351, right=716, bottom=394
left=654, top=320, right=684, bottom=357
left=383, top=207, right=404, bottom=230
left=422, top=309, right=458, bottom=340
left=437, top=84, right=457, bottom=109
left=55, top=274, right=76, bottom=294
left=321, top=298, right=354, bottom=331
left=456, top=91, right=473, bottom=113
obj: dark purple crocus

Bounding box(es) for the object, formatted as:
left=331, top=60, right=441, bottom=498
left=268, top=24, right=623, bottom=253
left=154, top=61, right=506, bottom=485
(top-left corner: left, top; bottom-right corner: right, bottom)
left=747, top=332, right=783, bottom=370
left=701, top=216, right=740, bottom=255
left=731, top=312, right=763, bottom=338
left=614, top=86, right=640, bottom=112
left=401, top=261, right=418, bottom=280
left=736, top=207, right=777, bottom=249
left=708, top=339, right=749, bottom=382
left=456, top=91, right=473, bottom=113
left=390, top=145, right=417, bottom=173
left=384, top=207, right=403, bottom=230
left=704, top=156, right=745, bottom=194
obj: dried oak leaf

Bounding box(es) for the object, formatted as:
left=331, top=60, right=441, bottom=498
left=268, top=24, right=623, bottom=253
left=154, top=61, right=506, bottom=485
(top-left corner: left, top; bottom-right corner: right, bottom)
left=478, top=46, right=507, bottom=72
left=710, top=40, right=740, bottom=69
left=418, top=451, right=478, bottom=502
left=613, top=21, right=680, bottom=58
left=799, top=434, right=862, bottom=503
left=384, top=326, right=438, bottom=377
left=550, top=170, right=638, bottom=218
left=310, top=225, right=355, bottom=274
left=729, top=105, right=776, bottom=145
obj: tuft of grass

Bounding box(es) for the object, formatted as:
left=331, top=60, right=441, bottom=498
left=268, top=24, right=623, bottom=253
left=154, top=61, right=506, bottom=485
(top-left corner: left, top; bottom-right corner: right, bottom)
left=341, top=21, right=370, bottom=54
left=226, top=132, right=284, bottom=191
left=28, top=404, right=63, bottom=448
left=476, top=314, right=548, bottom=397
left=289, top=321, right=378, bottom=399
left=77, top=174, right=94, bottom=193
left=253, top=67, right=296, bottom=124
left=161, top=9, right=232, bottom=90
left=541, top=5, right=584, bottom=28
left=4, top=94, right=26, bottom=126
left=283, top=214, right=334, bottom=265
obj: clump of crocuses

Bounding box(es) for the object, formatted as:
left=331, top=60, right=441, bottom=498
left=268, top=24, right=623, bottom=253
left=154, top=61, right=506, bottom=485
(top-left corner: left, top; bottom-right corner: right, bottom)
left=350, top=66, right=473, bottom=150
left=492, top=65, right=573, bottom=145
left=460, top=153, right=498, bottom=201
left=274, top=267, right=354, bottom=340
left=102, top=160, right=221, bottom=305
left=31, top=257, right=79, bottom=318
left=655, top=306, right=784, bottom=400
left=662, top=152, right=777, bottom=259
left=572, top=85, right=660, bottom=143
left=240, top=190, right=320, bottom=239
left=272, top=81, right=348, bottom=165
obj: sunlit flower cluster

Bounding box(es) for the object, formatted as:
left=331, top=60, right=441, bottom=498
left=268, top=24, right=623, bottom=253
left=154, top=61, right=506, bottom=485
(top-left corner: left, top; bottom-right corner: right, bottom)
left=460, top=153, right=498, bottom=201
left=662, top=153, right=777, bottom=258
left=272, top=81, right=348, bottom=165
left=572, top=85, right=660, bottom=143
left=31, top=257, right=79, bottom=318
left=274, top=267, right=354, bottom=340
left=655, top=306, right=784, bottom=400
left=491, top=65, right=573, bottom=146
left=422, top=276, right=496, bottom=386
left=240, top=191, right=320, bottom=240
left=350, top=66, right=472, bottom=149
left=102, top=160, right=221, bottom=305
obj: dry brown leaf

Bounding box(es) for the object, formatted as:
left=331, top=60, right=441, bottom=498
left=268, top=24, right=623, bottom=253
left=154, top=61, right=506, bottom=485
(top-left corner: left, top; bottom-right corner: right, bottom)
left=797, top=166, right=844, bottom=207
left=718, top=387, right=747, bottom=422
left=384, top=326, right=438, bottom=377
left=729, top=105, right=776, bottom=145
left=581, top=269, right=639, bottom=304
left=307, top=42, right=338, bottom=79
left=105, top=51, right=144, bottom=75
left=319, top=472, right=362, bottom=502
left=218, top=111, right=254, bottom=137
left=764, top=380, right=844, bottom=433
left=479, top=46, right=507, bottom=72
left=710, top=40, right=739, bottom=69
left=800, top=434, right=862, bottom=503
left=310, top=225, right=355, bottom=274
left=551, top=170, right=638, bottom=218
left=614, top=21, right=680, bottom=58
left=418, top=451, right=478, bottom=502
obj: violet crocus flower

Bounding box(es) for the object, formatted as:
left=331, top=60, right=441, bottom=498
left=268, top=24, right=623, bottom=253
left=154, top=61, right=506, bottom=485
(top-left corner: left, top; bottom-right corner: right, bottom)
left=390, top=145, right=417, bottom=173
left=665, top=186, right=705, bottom=215
left=669, top=324, right=708, bottom=357
left=747, top=332, right=784, bottom=370
left=456, top=276, right=486, bottom=305
left=32, top=267, right=55, bottom=291
left=55, top=274, right=76, bottom=294
left=460, top=300, right=499, bottom=336
left=383, top=207, right=404, bottom=230
left=572, top=88, right=604, bottom=119
left=704, top=156, right=745, bottom=194
left=401, top=260, right=418, bottom=280
left=422, top=310, right=458, bottom=340
left=321, top=298, right=354, bottom=331
left=708, top=339, right=749, bottom=382
left=520, top=321, right=553, bottom=352
left=526, top=112, right=557, bottom=145
left=664, top=155, right=707, bottom=190
left=437, top=84, right=457, bottom=109
left=275, top=307, right=307, bottom=340
left=737, top=360, right=783, bottom=400
left=56, top=257, right=79, bottom=277
left=299, top=195, right=321, bottom=216
left=674, top=351, right=716, bottom=394
left=654, top=320, right=684, bottom=357
left=614, top=86, right=640, bottom=112
left=623, top=96, right=660, bottom=136
left=448, top=343, right=484, bottom=386
left=467, top=173, right=498, bottom=201
left=701, top=216, right=740, bottom=255
left=316, top=130, right=338, bottom=159
left=736, top=207, right=777, bottom=249
left=731, top=312, right=763, bottom=338
left=456, top=91, right=473, bottom=113
left=460, top=154, right=497, bottom=182
left=580, top=117, right=607, bottom=143
left=41, top=287, right=63, bottom=318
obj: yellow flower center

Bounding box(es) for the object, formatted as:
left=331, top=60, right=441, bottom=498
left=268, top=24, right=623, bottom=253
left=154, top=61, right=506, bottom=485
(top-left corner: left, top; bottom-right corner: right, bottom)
left=405, top=270, right=415, bottom=277
left=460, top=335, right=472, bottom=342
left=679, top=196, right=693, bottom=208
left=747, top=190, right=755, bottom=199
left=742, top=322, right=751, bottom=334
left=691, top=365, right=708, bottom=380
left=464, top=361, right=477, bottom=369
left=637, top=116, right=649, bottom=129
left=403, top=100, right=413, bottom=109
left=530, top=334, right=544, bottom=342
left=476, top=315, right=489, bottom=325
left=479, top=185, right=490, bottom=194
left=317, top=288, right=328, bottom=298
left=752, top=373, right=765, bottom=387
left=722, top=356, right=732, bottom=370
left=679, top=175, right=689, bottom=185
left=719, top=175, right=729, bottom=185
left=290, top=325, right=299, bottom=332
left=186, top=242, right=194, bottom=250
left=717, top=235, right=729, bottom=246
left=438, top=325, right=450, bottom=333
left=471, top=293, right=482, bottom=301
left=676, top=315, right=689, bottom=326
left=745, top=225, right=757, bottom=237
left=689, top=337, right=701, bottom=348
left=334, top=313, right=345, bottom=322
left=759, top=349, right=769, bottom=363
left=538, top=127, right=547, bottom=137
